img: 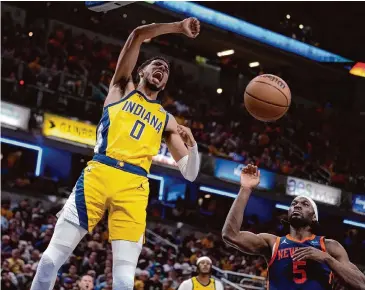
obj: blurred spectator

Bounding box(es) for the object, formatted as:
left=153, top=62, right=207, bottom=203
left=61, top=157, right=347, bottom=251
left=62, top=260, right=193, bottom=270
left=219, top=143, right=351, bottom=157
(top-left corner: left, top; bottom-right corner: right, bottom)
left=7, top=249, right=25, bottom=275
left=78, top=274, right=94, bottom=290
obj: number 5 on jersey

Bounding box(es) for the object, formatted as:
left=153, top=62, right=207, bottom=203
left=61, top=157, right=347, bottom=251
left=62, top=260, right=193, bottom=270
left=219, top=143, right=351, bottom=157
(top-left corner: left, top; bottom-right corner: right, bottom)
left=293, top=261, right=307, bottom=284
left=130, top=120, right=145, bottom=140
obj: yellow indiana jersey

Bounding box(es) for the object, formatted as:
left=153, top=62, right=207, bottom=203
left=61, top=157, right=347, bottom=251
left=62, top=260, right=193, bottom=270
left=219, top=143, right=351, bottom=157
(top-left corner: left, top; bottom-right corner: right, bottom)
left=94, top=90, right=168, bottom=173
left=191, top=277, right=217, bottom=290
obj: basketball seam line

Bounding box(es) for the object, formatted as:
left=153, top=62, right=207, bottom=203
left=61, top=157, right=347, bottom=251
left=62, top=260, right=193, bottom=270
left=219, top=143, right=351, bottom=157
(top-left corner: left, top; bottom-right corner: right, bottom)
left=253, top=80, right=290, bottom=106
left=246, top=105, right=287, bottom=120
left=245, top=91, right=288, bottom=108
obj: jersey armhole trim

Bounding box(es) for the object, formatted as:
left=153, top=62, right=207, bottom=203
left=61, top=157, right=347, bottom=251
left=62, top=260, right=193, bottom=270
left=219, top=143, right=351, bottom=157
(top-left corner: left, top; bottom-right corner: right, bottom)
left=104, top=89, right=136, bottom=110
left=268, top=237, right=280, bottom=267
left=320, top=236, right=327, bottom=252
left=163, top=112, right=170, bottom=133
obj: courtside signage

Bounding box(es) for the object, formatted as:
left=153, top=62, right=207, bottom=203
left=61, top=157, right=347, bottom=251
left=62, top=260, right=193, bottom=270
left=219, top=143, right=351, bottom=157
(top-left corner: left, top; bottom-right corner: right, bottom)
left=352, top=195, right=365, bottom=215
left=0, top=101, right=31, bottom=131
left=286, top=176, right=342, bottom=206
left=43, top=113, right=96, bottom=146
left=214, top=158, right=276, bottom=190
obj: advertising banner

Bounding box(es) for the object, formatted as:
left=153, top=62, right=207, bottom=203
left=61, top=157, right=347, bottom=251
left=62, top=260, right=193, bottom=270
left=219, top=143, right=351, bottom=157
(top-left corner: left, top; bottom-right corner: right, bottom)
left=1, top=101, right=31, bottom=130
left=43, top=113, right=96, bottom=146
left=214, top=158, right=276, bottom=190
left=352, top=195, right=365, bottom=215
left=286, top=176, right=342, bottom=206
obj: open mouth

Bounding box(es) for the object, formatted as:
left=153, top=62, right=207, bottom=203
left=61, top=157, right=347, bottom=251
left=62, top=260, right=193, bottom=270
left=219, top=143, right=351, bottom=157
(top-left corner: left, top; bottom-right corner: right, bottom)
left=152, top=70, right=164, bottom=82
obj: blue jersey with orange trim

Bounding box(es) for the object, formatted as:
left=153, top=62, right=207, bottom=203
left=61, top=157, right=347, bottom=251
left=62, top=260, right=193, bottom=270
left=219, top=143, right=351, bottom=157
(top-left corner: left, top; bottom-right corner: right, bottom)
left=94, top=90, right=169, bottom=173
left=268, top=235, right=332, bottom=290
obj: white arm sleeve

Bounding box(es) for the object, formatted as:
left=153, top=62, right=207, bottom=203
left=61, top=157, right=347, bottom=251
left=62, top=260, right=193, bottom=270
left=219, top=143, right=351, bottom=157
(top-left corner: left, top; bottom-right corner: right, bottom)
left=176, top=143, right=200, bottom=182
left=215, top=280, right=224, bottom=290
left=178, top=279, right=193, bottom=290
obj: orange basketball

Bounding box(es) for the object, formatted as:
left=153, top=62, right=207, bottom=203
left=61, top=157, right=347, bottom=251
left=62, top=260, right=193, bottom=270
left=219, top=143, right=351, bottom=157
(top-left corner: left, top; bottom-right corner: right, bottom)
left=244, top=74, right=291, bottom=122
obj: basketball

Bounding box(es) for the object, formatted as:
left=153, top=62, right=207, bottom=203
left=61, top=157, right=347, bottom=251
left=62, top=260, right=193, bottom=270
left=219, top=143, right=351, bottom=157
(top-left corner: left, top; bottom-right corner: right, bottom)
left=244, top=74, right=291, bottom=122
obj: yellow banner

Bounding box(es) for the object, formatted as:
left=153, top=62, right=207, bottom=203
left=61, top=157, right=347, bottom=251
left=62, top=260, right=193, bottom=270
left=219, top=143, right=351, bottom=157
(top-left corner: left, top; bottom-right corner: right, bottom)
left=43, top=113, right=96, bottom=146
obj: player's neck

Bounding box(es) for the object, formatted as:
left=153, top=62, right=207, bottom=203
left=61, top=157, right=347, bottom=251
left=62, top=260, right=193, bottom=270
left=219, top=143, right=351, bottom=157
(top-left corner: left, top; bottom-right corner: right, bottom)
left=136, top=85, right=159, bottom=101
left=289, top=226, right=313, bottom=241
left=197, top=274, right=210, bottom=285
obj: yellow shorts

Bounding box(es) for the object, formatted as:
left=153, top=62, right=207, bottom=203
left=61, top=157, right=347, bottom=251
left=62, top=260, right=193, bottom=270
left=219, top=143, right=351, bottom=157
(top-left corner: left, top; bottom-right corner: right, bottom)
left=61, top=154, right=149, bottom=242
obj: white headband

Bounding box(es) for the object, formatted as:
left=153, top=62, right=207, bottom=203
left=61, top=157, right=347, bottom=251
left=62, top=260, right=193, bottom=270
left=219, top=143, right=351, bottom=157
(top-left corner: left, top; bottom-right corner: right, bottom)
left=196, top=256, right=212, bottom=265
left=296, top=195, right=319, bottom=221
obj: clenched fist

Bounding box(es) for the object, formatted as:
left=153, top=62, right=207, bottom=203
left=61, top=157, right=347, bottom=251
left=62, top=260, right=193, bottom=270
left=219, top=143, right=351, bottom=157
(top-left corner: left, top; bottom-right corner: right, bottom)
left=180, top=17, right=200, bottom=38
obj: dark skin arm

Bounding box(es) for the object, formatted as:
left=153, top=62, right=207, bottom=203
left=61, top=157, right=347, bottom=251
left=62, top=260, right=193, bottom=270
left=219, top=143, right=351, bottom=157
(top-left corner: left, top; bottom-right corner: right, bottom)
left=105, top=18, right=200, bottom=107
left=293, top=239, right=365, bottom=290
left=222, top=165, right=277, bottom=261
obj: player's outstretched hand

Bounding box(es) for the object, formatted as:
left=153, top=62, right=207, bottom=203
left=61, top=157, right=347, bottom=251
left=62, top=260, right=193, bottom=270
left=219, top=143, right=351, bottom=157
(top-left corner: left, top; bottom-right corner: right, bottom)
left=177, top=125, right=196, bottom=147
left=180, top=17, right=200, bottom=38
left=240, top=164, right=260, bottom=189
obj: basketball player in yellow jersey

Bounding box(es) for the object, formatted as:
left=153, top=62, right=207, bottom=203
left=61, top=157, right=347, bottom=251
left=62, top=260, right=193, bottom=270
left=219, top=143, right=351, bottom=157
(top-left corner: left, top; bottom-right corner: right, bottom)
left=178, top=257, right=224, bottom=290
left=31, top=18, right=201, bottom=290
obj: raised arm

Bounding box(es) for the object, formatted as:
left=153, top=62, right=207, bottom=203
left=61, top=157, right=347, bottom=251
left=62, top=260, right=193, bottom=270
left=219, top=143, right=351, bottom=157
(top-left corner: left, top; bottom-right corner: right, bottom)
left=164, top=114, right=200, bottom=182
left=222, top=165, right=276, bottom=260
left=105, top=18, right=200, bottom=107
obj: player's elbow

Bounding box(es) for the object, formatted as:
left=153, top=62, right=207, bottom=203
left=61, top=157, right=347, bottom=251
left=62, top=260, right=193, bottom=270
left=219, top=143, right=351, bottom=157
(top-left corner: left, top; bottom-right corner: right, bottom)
left=129, top=27, right=144, bottom=43
left=222, top=232, right=236, bottom=246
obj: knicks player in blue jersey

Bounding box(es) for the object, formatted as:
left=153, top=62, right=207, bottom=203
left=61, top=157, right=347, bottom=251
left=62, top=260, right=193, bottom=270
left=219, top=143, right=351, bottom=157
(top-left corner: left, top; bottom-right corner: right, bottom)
left=222, top=164, right=365, bottom=290
left=31, top=18, right=201, bottom=290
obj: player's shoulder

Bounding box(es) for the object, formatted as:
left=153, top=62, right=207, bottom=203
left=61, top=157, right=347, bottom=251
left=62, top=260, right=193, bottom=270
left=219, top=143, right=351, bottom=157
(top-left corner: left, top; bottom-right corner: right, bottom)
left=257, top=233, right=278, bottom=247
left=164, top=113, right=177, bottom=133
left=325, top=238, right=344, bottom=252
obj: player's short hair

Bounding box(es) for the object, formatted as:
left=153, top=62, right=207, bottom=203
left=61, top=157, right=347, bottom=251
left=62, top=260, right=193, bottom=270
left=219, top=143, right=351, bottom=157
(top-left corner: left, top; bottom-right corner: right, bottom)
left=136, top=56, right=170, bottom=82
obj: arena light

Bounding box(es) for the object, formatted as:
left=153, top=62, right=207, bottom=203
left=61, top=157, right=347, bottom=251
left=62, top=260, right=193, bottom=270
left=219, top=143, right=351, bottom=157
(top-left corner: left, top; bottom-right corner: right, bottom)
left=204, top=194, right=211, bottom=199
left=343, top=219, right=365, bottom=229
left=217, top=88, right=223, bottom=94
left=148, top=174, right=165, bottom=200
left=217, top=49, right=235, bottom=57
left=286, top=14, right=291, bottom=20
left=0, top=137, right=42, bottom=176
left=28, top=32, right=33, bottom=37
left=349, top=62, right=365, bottom=78
left=249, top=61, right=260, bottom=68
left=275, top=203, right=290, bottom=211
left=199, top=186, right=237, bottom=199
left=148, top=1, right=352, bottom=62
left=299, top=24, right=304, bottom=29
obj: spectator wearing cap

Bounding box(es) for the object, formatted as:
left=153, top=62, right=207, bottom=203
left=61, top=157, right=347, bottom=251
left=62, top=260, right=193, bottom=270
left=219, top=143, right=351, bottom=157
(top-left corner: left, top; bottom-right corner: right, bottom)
left=61, top=277, right=74, bottom=290
left=177, top=257, right=223, bottom=290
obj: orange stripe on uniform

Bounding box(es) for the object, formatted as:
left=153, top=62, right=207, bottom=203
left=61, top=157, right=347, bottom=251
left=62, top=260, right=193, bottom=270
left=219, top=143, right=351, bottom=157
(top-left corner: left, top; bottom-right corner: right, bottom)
left=268, top=237, right=280, bottom=267
left=320, top=236, right=327, bottom=252
left=286, top=234, right=315, bottom=243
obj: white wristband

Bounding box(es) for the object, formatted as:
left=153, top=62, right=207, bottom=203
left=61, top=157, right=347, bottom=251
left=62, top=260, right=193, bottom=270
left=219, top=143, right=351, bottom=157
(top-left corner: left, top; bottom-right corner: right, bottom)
left=177, top=143, right=200, bottom=182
